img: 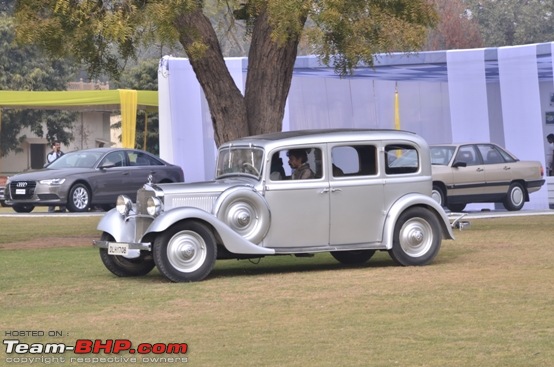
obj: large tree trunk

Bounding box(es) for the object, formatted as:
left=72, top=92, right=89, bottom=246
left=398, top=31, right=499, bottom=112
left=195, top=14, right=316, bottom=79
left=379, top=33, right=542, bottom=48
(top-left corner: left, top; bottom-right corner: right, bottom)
left=175, top=9, right=248, bottom=146
left=245, top=8, right=307, bottom=135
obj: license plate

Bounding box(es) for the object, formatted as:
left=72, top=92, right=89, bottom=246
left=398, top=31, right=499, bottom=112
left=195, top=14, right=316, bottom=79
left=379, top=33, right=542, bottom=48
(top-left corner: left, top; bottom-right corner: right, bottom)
left=15, top=189, right=26, bottom=195
left=108, top=243, right=129, bottom=256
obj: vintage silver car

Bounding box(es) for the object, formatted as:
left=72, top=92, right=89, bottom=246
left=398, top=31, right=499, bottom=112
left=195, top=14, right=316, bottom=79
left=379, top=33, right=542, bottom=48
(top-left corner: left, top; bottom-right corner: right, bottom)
left=93, top=129, right=454, bottom=282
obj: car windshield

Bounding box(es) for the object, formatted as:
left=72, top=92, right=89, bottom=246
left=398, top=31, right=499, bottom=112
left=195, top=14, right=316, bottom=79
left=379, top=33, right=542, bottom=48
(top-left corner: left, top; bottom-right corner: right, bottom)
left=430, top=146, right=456, bottom=165
left=216, top=146, right=264, bottom=179
left=47, top=151, right=103, bottom=169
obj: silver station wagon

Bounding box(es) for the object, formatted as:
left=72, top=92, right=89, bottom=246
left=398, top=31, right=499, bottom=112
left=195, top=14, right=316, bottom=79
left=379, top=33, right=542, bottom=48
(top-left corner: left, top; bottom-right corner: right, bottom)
left=93, top=129, right=454, bottom=282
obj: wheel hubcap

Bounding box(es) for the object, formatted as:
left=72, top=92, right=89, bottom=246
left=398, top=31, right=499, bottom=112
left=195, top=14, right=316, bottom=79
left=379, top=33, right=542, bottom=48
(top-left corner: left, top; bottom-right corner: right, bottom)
left=511, top=187, right=523, bottom=206
left=399, top=218, right=433, bottom=257
left=73, top=187, right=88, bottom=209
left=167, top=230, right=206, bottom=273
left=224, top=201, right=260, bottom=238
left=431, top=190, right=442, bottom=205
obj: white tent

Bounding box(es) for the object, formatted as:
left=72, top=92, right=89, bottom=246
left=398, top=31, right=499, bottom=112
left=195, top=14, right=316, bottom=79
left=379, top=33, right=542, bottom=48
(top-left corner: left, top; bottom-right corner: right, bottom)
left=158, top=43, right=554, bottom=209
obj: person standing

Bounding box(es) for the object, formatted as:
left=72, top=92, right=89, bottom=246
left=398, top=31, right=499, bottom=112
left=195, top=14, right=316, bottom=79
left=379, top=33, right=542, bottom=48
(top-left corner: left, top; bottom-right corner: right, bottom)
left=47, top=140, right=64, bottom=164
left=46, top=141, right=66, bottom=212
left=547, top=134, right=554, bottom=176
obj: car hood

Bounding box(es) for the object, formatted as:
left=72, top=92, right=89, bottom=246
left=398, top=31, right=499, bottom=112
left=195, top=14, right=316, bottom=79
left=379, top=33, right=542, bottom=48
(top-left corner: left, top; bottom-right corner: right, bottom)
left=8, top=168, right=96, bottom=181
left=153, top=176, right=259, bottom=196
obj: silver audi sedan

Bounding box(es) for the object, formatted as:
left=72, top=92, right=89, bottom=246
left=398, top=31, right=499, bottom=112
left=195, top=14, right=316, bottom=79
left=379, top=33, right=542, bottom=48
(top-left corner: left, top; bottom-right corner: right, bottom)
left=5, top=148, right=184, bottom=213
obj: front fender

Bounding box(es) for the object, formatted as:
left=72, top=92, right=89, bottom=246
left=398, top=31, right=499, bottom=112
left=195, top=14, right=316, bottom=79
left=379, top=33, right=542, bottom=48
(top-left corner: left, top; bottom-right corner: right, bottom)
left=96, top=208, right=138, bottom=243
left=146, top=207, right=275, bottom=256
left=382, top=194, right=455, bottom=250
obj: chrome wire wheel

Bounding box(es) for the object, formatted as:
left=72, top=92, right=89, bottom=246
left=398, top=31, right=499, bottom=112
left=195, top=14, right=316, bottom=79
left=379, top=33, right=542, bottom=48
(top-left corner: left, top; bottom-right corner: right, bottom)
left=166, top=230, right=207, bottom=273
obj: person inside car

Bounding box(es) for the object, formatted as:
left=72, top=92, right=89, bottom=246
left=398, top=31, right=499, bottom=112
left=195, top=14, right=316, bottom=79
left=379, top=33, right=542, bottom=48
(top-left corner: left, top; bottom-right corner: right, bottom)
left=287, top=149, right=314, bottom=179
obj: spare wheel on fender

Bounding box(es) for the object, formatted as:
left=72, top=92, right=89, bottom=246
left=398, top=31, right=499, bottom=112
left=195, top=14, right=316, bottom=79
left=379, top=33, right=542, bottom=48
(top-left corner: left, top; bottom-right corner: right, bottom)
left=213, top=187, right=271, bottom=244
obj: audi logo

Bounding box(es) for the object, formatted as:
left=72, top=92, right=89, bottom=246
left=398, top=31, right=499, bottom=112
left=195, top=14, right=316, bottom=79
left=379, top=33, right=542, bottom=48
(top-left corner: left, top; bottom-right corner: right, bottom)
left=16, top=182, right=28, bottom=188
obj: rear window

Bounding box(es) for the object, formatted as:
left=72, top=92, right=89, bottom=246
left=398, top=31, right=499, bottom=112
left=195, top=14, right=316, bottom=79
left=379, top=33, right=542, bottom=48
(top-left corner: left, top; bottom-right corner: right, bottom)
left=385, top=144, right=419, bottom=174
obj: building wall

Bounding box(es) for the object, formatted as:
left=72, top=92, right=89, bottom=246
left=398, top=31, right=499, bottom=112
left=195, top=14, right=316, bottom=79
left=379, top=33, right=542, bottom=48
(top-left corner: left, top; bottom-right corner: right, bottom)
left=0, top=110, right=113, bottom=175
left=0, top=81, right=116, bottom=175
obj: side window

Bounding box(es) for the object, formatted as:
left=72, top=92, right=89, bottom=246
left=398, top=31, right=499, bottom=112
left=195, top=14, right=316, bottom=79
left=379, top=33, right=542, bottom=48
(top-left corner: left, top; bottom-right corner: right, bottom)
left=269, top=148, right=322, bottom=181
left=498, top=147, right=516, bottom=163
left=101, top=151, right=126, bottom=167
left=478, top=144, right=504, bottom=164
left=454, top=145, right=480, bottom=166
left=331, top=145, right=377, bottom=177
left=385, top=144, right=419, bottom=174
left=129, top=152, right=162, bottom=166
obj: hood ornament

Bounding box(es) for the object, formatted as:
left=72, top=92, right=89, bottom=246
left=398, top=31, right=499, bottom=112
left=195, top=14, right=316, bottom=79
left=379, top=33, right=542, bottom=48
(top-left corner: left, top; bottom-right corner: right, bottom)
left=147, top=174, right=153, bottom=185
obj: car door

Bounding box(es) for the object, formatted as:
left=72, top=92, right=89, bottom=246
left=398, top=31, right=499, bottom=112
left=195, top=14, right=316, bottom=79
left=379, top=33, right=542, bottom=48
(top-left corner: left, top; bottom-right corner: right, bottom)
left=127, top=151, right=164, bottom=186
left=94, top=151, right=135, bottom=202
left=262, top=146, right=330, bottom=248
left=447, top=144, right=486, bottom=199
left=328, top=144, right=385, bottom=245
left=477, top=144, right=512, bottom=196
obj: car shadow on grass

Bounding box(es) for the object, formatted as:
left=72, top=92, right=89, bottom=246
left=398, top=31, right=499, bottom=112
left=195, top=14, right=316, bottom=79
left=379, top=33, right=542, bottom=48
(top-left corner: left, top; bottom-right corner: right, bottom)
left=98, top=252, right=458, bottom=283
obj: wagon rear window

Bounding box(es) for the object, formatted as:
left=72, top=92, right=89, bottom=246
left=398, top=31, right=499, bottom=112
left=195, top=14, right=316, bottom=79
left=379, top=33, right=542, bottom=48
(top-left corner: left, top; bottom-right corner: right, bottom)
left=385, top=145, right=419, bottom=174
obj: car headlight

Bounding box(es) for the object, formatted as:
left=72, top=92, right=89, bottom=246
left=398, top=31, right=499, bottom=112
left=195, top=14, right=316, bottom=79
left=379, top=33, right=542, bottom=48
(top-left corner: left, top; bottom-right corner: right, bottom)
left=116, top=195, right=133, bottom=216
left=147, top=197, right=163, bottom=216
left=39, top=178, right=66, bottom=185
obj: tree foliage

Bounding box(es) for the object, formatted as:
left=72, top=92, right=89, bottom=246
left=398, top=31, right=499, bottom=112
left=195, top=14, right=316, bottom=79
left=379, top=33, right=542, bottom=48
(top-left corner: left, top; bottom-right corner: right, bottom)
left=466, top=0, right=554, bottom=47
left=424, top=0, right=482, bottom=50
left=0, top=15, right=76, bottom=157
left=14, top=0, right=438, bottom=145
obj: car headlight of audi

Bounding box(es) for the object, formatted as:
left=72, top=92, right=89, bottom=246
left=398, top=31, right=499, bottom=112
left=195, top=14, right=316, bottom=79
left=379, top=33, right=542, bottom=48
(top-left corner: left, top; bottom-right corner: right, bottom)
left=39, top=178, right=66, bottom=185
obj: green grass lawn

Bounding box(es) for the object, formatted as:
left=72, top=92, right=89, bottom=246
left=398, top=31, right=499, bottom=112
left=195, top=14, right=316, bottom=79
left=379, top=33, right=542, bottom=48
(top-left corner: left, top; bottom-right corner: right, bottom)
left=1, top=215, right=553, bottom=366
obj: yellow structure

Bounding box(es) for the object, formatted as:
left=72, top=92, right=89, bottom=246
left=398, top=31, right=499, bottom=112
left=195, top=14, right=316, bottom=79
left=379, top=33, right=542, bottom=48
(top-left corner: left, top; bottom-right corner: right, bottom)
left=0, top=89, right=158, bottom=148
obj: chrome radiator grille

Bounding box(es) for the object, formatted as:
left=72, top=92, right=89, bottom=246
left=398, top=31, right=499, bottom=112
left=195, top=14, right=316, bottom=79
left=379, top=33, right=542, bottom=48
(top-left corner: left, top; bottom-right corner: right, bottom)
left=136, top=188, right=155, bottom=215
left=134, top=189, right=156, bottom=241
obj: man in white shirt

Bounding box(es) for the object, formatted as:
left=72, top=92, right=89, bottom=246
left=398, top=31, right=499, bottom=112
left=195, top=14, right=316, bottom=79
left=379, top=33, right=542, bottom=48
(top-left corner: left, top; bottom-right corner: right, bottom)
left=46, top=141, right=66, bottom=212
left=47, top=140, right=64, bottom=164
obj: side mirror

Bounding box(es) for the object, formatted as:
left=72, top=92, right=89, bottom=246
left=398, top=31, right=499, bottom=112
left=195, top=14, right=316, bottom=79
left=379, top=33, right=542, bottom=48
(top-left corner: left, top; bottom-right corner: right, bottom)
left=452, top=161, right=467, bottom=168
